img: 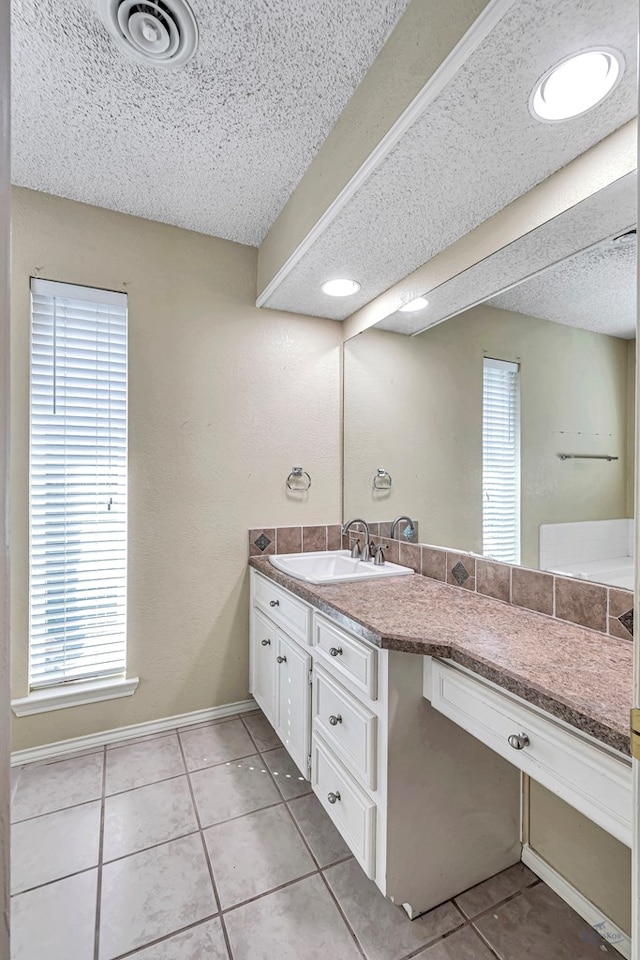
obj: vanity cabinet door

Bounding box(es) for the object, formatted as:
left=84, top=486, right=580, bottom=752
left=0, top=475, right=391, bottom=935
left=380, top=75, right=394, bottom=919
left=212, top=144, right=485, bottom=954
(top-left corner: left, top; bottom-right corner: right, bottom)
left=275, top=630, right=312, bottom=779
left=250, top=608, right=277, bottom=726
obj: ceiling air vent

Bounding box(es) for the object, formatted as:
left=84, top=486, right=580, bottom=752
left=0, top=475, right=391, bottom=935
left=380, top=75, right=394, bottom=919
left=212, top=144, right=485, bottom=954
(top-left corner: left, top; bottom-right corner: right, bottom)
left=98, top=0, right=198, bottom=68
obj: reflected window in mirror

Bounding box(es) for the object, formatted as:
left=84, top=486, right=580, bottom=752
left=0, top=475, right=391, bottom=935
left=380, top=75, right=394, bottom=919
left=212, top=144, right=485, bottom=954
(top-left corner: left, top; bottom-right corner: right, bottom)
left=482, top=358, right=521, bottom=564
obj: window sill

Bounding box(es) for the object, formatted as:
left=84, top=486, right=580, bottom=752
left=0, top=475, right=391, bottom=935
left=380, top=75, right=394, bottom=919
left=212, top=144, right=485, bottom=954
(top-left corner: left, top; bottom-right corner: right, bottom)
left=11, top=676, right=139, bottom=717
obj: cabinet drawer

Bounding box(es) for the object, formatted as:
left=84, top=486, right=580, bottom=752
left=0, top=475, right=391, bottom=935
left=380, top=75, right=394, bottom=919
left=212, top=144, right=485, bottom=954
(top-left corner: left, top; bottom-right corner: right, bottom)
left=313, top=665, right=377, bottom=790
left=429, top=659, right=632, bottom=846
left=254, top=573, right=310, bottom=644
left=313, top=614, right=377, bottom=700
left=312, top=733, right=376, bottom=877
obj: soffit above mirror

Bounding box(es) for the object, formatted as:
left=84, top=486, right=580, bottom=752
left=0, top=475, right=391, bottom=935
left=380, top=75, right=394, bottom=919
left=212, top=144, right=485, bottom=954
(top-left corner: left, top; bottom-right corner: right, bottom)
left=259, top=0, right=638, bottom=320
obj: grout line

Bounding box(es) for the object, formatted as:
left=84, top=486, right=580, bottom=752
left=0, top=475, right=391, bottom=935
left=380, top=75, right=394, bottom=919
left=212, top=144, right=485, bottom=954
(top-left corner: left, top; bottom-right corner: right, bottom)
left=12, top=793, right=104, bottom=825
left=93, top=745, right=107, bottom=960
left=176, top=727, right=235, bottom=960
left=220, top=868, right=321, bottom=916
left=11, top=863, right=98, bottom=899
left=109, top=912, right=221, bottom=960
left=316, top=868, right=368, bottom=960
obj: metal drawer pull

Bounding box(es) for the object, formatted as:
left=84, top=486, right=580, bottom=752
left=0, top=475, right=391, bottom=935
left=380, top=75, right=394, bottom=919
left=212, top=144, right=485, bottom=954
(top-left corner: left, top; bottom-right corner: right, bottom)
left=276, top=655, right=287, bottom=664
left=327, top=791, right=341, bottom=804
left=269, top=600, right=280, bottom=607
left=508, top=732, right=530, bottom=750
left=329, top=714, right=342, bottom=726
left=329, top=646, right=343, bottom=657
left=261, top=639, right=271, bottom=646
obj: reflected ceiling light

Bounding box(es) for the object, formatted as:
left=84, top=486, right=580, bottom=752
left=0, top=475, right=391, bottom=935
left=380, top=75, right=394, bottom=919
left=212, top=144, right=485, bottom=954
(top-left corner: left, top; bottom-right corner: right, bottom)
left=320, top=278, right=361, bottom=297
left=529, top=48, right=624, bottom=122
left=399, top=296, right=429, bottom=313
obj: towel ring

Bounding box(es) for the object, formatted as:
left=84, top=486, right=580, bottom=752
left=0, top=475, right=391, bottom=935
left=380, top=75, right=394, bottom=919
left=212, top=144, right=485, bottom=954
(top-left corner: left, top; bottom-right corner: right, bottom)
left=373, top=467, right=392, bottom=490
left=287, top=467, right=311, bottom=491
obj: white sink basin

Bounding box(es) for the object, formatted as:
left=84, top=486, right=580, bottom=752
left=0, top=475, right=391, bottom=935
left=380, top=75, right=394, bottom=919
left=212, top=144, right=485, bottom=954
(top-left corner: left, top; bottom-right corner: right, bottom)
left=268, top=550, right=414, bottom=585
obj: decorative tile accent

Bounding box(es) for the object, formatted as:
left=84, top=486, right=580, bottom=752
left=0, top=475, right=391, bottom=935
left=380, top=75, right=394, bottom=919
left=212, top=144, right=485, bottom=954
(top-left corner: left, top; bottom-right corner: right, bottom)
left=619, top=609, right=634, bottom=637
left=451, top=561, right=469, bottom=586
left=249, top=529, right=276, bottom=557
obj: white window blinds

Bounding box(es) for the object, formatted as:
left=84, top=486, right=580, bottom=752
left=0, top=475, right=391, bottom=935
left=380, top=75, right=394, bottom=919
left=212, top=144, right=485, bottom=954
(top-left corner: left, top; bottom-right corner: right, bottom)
left=29, top=278, right=128, bottom=689
left=482, top=357, right=520, bottom=564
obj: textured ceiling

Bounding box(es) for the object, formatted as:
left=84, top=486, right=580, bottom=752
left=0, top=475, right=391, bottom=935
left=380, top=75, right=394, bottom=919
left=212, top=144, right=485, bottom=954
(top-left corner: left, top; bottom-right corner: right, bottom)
left=264, top=0, right=638, bottom=320
left=377, top=172, right=636, bottom=335
left=488, top=234, right=637, bottom=339
left=11, top=0, right=410, bottom=245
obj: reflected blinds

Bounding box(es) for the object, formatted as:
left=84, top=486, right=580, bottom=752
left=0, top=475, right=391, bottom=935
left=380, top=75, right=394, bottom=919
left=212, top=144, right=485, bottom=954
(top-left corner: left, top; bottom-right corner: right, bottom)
left=29, top=279, right=128, bottom=688
left=482, top=357, right=520, bottom=564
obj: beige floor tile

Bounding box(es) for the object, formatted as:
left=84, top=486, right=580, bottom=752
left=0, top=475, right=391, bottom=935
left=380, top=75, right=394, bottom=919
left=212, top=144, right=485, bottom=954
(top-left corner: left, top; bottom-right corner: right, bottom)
left=204, top=804, right=315, bottom=908
left=179, top=718, right=255, bottom=771
left=99, top=834, right=216, bottom=960
left=474, top=883, right=616, bottom=959
left=288, top=792, right=351, bottom=867
left=225, top=874, right=362, bottom=960
left=325, top=858, right=463, bottom=960
left=105, top=733, right=185, bottom=794
left=127, top=918, right=229, bottom=959
left=11, top=869, right=97, bottom=960
left=12, top=799, right=101, bottom=894
left=414, top=925, right=497, bottom=959
left=11, top=752, right=104, bottom=822
left=10, top=767, right=21, bottom=805
left=242, top=711, right=282, bottom=751
left=455, top=862, right=537, bottom=918
left=103, top=776, right=198, bottom=861
left=190, top=754, right=280, bottom=827
left=263, top=746, right=311, bottom=799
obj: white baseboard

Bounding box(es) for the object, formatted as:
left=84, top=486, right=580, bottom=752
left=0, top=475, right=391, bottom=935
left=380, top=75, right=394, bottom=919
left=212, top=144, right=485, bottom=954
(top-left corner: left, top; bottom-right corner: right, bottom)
left=522, top=844, right=630, bottom=959
left=11, top=698, right=257, bottom=766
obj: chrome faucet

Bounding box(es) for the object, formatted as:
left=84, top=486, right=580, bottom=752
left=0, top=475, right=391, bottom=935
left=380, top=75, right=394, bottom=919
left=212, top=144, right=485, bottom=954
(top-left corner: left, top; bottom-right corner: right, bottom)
left=390, top=515, right=416, bottom=541
left=342, top=518, right=372, bottom=562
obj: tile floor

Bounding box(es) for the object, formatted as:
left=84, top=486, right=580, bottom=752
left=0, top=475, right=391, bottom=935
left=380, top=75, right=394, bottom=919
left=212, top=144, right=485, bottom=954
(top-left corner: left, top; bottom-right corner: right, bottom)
left=10, top=709, right=618, bottom=959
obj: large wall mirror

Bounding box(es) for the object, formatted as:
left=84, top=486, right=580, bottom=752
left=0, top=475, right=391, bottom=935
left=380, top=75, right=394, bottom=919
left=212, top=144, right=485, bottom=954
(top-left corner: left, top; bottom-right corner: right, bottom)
left=343, top=176, right=636, bottom=589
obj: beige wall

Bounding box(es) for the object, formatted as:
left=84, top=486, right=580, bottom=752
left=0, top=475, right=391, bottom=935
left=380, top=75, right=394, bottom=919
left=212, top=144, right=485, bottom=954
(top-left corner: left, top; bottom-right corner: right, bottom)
left=344, top=304, right=632, bottom=568
left=10, top=187, right=342, bottom=751
left=528, top=780, right=631, bottom=935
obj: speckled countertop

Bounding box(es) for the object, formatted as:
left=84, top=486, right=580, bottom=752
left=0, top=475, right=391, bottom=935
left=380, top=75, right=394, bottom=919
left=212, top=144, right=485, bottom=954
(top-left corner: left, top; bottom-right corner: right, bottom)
left=250, top=557, right=633, bottom=757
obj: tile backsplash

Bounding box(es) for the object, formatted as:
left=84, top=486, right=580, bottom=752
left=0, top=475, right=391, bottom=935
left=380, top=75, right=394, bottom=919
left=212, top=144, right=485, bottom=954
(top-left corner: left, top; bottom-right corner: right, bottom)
left=249, top=524, right=634, bottom=643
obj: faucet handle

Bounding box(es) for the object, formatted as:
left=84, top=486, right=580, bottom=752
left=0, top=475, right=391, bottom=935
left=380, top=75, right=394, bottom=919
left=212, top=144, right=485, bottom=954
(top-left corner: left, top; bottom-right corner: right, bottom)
left=350, top=538, right=361, bottom=559
left=373, top=543, right=386, bottom=566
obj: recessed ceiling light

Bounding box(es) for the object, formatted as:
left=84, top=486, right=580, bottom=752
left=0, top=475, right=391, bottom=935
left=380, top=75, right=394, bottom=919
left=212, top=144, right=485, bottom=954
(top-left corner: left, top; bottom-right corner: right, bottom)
left=529, top=48, right=624, bottom=123
left=321, top=278, right=361, bottom=297
left=399, top=296, right=429, bottom=313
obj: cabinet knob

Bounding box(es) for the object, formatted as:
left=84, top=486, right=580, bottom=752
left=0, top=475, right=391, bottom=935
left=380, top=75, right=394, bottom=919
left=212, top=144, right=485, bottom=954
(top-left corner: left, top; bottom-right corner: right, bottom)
left=276, top=655, right=287, bottom=664
left=261, top=639, right=271, bottom=646
left=269, top=600, right=280, bottom=607
left=329, top=646, right=343, bottom=657
left=507, top=732, right=530, bottom=751
left=327, top=791, right=341, bottom=804
left=328, top=714, right=342, bottom=726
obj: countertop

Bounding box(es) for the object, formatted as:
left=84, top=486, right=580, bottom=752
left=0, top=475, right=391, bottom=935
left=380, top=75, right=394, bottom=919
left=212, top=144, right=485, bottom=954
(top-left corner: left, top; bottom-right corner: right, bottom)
left=250, top=557, right=633, bottom=757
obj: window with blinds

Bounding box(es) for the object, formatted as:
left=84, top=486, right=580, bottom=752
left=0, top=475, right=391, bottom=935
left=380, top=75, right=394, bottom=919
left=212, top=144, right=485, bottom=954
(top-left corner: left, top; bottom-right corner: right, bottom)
left=29, top=278, right=128, bottom=689
left=482, top=357, right=520, bottom=564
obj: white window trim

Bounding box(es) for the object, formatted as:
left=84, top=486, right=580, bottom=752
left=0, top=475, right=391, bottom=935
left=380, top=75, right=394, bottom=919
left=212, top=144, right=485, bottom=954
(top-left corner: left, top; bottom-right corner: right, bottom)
left=11, top=676, right=139, bottom=716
